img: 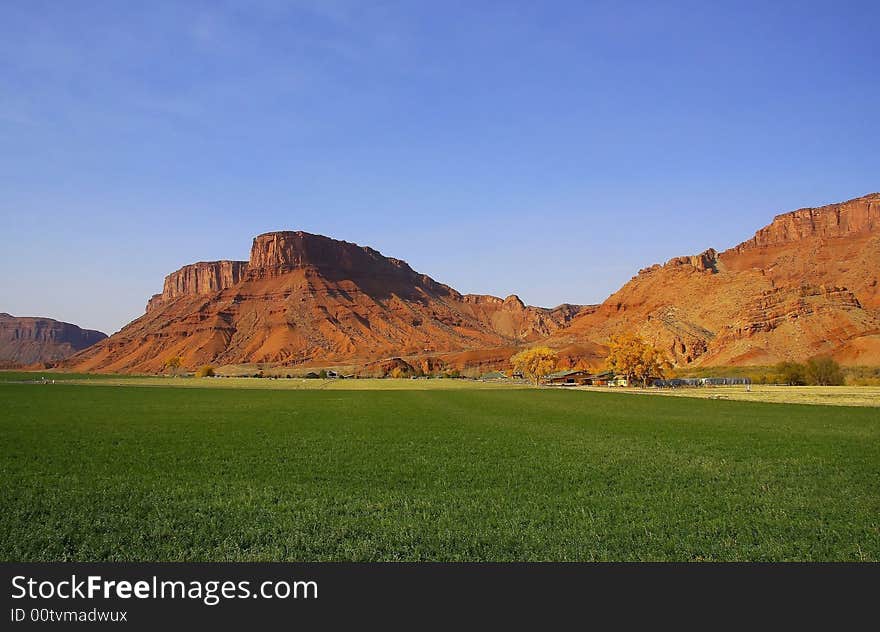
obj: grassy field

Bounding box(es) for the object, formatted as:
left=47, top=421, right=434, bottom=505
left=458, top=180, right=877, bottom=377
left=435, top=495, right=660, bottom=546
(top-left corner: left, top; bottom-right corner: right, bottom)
left=3, top=372, right=877, bottom=405
left=0, top=371, right=527, bottom=390
left=1, top=381, right=878, bottom=561
left=578, top=385, right=880, bottom=407
left=0, top=371, right=142, bottom=382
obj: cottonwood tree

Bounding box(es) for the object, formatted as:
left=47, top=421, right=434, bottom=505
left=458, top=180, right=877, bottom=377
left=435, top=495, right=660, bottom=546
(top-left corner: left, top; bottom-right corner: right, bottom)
left=805, top=357, right=844, bottom=386
left=605, top=333, right=671, bottom=387
left=165, top=355, right=182, bottom=376
left=195, top=365, right=215, bottom=378
left=511, top=347, right=559, bottom=385
left=775, top=361, right=806, bottom=385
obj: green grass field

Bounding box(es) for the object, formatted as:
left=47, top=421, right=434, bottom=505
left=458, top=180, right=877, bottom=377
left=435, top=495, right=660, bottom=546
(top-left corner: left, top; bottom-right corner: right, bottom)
left=1, top=381, right=878, bottom=561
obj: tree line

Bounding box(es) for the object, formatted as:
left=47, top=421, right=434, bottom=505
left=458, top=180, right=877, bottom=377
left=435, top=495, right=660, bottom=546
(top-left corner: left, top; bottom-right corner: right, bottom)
left=510, top=333, right=672, bottom=386
left=161, top=340, right=847, bottom=386
left=775, top=358, right=844, bottom=386
left=510, top=336, right=846, bottom=387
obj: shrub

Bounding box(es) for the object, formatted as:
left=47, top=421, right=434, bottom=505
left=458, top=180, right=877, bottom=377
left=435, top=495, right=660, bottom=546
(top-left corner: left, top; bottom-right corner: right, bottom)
left=847, top=375, right=880, bottom=386
left=843, top=366, right=880, bottom=386
left=805, top=357, right=844, bottom=386
left=195, top=365, right=215, bottom=378
left=775, top=361, right=806, bottom=386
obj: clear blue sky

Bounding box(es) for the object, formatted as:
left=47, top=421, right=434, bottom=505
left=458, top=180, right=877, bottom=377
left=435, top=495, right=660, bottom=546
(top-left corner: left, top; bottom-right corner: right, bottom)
left=1, top=1, right=878, bottom=334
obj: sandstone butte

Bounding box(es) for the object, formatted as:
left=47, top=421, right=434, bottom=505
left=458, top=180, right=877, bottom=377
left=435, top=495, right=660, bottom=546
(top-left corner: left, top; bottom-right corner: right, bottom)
left=68, top=231, right=585, bottom=374
left=66, top=192, right=880, bottom=374
left=0, top=313, right=107, bottom=368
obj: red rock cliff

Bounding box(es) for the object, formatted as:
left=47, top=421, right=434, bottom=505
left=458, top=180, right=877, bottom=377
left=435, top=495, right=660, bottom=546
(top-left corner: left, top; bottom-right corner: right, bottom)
left=68, top=192, right=880, bottom=373
left=248, top=231, right=403, bottom=274
left=735, top=193, right=880, bottom=251
left=246, top=231, right=453, bottom=295
left=69, top=229, right=588, bottom=373
left=0, top=313, right=107, bottom=366
left=147, top=260, right=248, bottom=311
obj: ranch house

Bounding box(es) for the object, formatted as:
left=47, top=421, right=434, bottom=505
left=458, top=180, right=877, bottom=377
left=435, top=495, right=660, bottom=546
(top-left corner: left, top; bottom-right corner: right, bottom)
left=544, top=369, right=593, bottom=386
left=609, top=375, right=629, bottom=387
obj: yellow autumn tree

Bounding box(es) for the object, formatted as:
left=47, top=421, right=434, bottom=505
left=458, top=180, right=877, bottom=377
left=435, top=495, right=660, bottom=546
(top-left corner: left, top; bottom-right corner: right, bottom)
left=605, top=333, right=671, bottom=387
left=511, top=347, right=559, bottom=385
left=195, top=365, right=215, bottom=378
left=165, top=355, right=182, bottom=376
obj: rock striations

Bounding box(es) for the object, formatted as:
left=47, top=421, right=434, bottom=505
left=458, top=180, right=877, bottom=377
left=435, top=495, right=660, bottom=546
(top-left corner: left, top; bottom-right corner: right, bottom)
left=736, top=194, right=879, bottom=250
left=0, top=314, right=107, bottom=367
left=147, top=260, right=248, bottom=311
left=545, top=193, right=880, bottom=367
left=67, top=192, right=880, bottom=373
left=69, top=231, right=584, bottom=373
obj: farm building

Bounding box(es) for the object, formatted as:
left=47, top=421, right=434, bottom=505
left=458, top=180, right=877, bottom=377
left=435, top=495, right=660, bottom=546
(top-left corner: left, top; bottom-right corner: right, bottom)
left=608, top=375, right=629, bottom=387
left=544, top=369, right=593, bottom=386
left=588, top=371, right=614, bottom=386
left=326, top=370, right=354, bottom=379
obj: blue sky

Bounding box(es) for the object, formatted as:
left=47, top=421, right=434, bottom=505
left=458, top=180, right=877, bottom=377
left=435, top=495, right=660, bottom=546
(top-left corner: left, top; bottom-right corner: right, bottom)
left=1, top=1, right=878, bottom=334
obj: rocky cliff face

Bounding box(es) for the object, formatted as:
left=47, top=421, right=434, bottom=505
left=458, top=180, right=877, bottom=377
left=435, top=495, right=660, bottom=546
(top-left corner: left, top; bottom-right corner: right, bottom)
left=247, top=231, right=392, bottom=273
left=68, top=231, right=584, bottom=373
left=147, top=260, right=248, bottom=311
left=246, top=231, right=446, bottom=288
left=458, top=294, right=584, bottom=341
left=65, top=192, right=880, bottom=373
left=546, top=193, right=880, bottom=367
left=735, top=193, right=880, bottom=251
left=243, top=231, right=460, bottom=308
left=0, top=313, right=107, bottom=367
left=738, top=285, right=863, bottom=335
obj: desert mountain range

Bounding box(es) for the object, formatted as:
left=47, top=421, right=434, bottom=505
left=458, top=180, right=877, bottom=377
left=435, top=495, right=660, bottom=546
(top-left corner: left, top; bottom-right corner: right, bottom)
left=547, top=192, right=880, bottom=368
left=0, top=314, right=107, bottom=368
left=30, top=192, right=880, bottom=373
left=66, top=230, right=585, bottom=374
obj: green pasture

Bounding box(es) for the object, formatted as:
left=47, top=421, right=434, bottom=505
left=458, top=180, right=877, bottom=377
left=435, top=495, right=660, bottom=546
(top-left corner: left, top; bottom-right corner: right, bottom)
left=1, top=382, right=877, bottom=561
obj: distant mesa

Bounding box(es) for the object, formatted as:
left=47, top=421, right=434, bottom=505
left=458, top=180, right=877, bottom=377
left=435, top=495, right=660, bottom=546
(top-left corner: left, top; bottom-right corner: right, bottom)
left=0, top=313, right=107, bottom=368
left=65, top=192, right=880, bottom=374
